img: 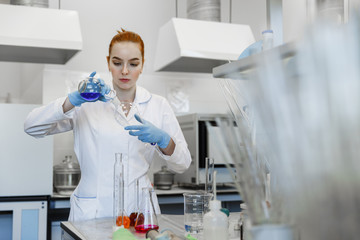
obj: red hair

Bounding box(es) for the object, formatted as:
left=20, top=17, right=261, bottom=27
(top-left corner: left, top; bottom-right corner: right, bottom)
left=107, top=28, right=145, bottom=64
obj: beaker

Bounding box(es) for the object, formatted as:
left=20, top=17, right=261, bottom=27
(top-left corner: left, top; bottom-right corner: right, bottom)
left=113, top=153, right=130, bottom=230
left=135, top=187, right=159, bottom=233
left=183, top=192, right=213, bottom=235
left=129, top=178, right=140, bottom=227
left=78, top=76, right=116, bottom=101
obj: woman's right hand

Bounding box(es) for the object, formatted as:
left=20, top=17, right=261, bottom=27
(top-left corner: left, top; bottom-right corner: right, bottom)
left=68, top=90, right=87, bottom=107
left=68, top=71, right=111, bottom=107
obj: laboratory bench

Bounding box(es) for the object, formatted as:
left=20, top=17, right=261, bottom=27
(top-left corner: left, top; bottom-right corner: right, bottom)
left=61, top=213, right=242, bottom=240
left=50, top=186, right=242, bottom=239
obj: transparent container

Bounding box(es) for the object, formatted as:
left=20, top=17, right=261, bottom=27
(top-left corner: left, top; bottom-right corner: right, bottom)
left=78, top=76, right=116, bottom=101
left=129, top=178, right=140, bottom=227
left=135, top=187, right=159, bottom=233
left=183, top=192, right=213, bottom=235
left=203, top=200, right=229, bottom=240
left=113, top=153, right=130, bottom=230
left=251, top=224, right=294, bottom=240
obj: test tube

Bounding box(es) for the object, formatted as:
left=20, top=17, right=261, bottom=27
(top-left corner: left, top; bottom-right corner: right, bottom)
left=113, top=153, right=130, bottom=230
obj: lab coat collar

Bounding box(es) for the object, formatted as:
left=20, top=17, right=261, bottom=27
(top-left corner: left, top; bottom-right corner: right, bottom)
left=134, top=85, right=152, bottom=104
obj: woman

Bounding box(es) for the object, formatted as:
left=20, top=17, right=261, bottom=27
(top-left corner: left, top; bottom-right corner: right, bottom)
left=24, top=29, right=191, bottom=221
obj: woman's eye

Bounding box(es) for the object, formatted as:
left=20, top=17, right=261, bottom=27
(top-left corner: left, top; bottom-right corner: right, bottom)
left=113, top=62, right=121, bottom=66
left=130, top=63, right=139, bottom=67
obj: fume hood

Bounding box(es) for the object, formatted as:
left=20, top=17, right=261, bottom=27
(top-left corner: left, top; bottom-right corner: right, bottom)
left=154, top=18, right=255, bottom=73
left=0, top=4, right=82, bottom=64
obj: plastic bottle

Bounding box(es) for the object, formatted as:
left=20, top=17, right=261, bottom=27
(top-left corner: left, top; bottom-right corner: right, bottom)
left=262, top=29, right=274, bottom=51
left=203, top=171, right=229, bottom=240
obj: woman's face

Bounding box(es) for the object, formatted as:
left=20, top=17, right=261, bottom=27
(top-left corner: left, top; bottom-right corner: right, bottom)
left=108, top=41, right=143, bottom=91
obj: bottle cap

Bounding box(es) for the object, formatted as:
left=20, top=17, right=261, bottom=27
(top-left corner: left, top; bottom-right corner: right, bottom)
left=220, top=208, right=230, bottom=217
left=262, top=29, right=274, bottom=34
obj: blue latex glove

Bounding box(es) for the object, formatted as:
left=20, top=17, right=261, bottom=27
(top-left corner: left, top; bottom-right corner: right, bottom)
left=124, top=114, right=171, bottom=149
left=97, top=78, right=111, bottom=102
left=68, top=71, right=111, bottom=107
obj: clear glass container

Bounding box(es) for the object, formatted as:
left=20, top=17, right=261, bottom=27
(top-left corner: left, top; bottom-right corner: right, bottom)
left=113, top=153, right=130, bottom=230
left=78, top=76, right=116, bottom=101
left=129, top=178, right=140, bottom=227
left=183, top=192, right=213, bottom=235
left=134, top=187, right=159, bottom=233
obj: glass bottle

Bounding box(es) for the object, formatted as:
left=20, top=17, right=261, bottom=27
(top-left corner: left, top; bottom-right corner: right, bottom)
left=113, top=153, right=130, bottom=230
left=129, top=178, right=140, bottom=227
left=134, top=187, right=159, bottom=233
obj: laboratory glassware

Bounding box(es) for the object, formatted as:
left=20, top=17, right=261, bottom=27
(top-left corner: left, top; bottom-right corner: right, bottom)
left=129, top=178, right=140, bottom=226
left=183, top=192, right=213, bottom=235
left=135, top=187, right=159, bottom=233
left=78, top=76, right=116, bottom=101
left=113, top=153, right=130, bottom=230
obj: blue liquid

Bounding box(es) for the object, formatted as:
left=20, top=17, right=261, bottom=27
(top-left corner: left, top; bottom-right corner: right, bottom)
left=80, top=92, right=101, bottom=101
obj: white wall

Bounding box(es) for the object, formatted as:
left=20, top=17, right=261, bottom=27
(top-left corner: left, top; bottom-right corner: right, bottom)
left=45, top=0, right=176, bottom=74
left=231, top=0, right=267, bottom=41
left=0, top=62, right=21, bottom=103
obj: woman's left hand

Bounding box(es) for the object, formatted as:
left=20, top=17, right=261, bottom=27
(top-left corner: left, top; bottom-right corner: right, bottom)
left=125, top=114, right=171, bottom=149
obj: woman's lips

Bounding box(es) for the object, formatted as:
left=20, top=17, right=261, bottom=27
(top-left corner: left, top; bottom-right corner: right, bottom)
left=119, top=78, right=130, bottom=83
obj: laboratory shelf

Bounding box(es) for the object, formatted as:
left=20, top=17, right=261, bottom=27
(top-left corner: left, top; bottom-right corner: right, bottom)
left=212, top=42, right=297, bottom=79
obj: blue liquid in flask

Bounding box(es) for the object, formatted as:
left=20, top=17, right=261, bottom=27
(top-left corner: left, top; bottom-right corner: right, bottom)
left=80, top=92, right=101, bottom=101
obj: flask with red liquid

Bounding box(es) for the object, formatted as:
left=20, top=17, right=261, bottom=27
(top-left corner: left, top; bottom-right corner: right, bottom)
left=113, top=153, right=130, bottom=230
left=134, top=187, right=159, bottom=233
left=129, top=178, right=140, bottom=226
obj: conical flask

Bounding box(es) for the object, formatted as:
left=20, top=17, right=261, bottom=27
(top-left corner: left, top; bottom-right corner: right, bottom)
left=113, top=153, right=130, bottom=230
left=129, top=178, right=140, bottom=227
left=134, top=187, right=159, bottom=233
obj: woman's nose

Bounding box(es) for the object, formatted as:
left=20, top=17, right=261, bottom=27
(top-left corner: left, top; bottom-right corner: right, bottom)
left=121, top=65, right=129, bottom=75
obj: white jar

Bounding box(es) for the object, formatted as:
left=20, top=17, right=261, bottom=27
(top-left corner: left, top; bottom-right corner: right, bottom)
left=203, top=200, right=229, bottom=240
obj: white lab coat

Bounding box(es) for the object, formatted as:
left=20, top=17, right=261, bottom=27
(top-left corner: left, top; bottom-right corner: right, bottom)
left=24, top=86, right=191, bottom=221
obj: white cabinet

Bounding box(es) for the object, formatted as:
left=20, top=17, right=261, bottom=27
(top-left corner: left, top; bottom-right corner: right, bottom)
left=0, top=104, right=53, bottom=197
left=0, top=199, right=47, bottom=240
